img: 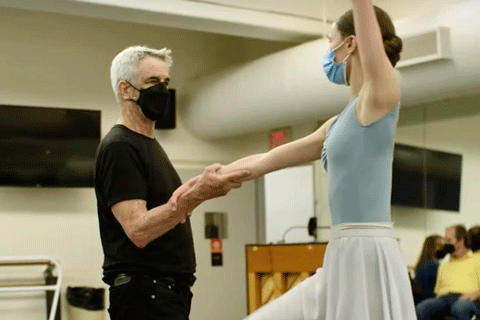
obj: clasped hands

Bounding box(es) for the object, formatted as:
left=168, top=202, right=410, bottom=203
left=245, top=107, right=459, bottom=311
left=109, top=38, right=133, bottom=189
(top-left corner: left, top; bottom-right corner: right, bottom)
left=459, top=293, right=480, bottom=301
left=169, top=164, right=250, bottom=223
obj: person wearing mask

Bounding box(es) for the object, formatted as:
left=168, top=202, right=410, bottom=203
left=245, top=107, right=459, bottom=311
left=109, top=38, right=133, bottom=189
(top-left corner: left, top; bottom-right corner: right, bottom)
left=416, top=225, right=480, bottom=320
left=468, top=226, right=480, bottom=255
left=173, top=1, right=416, bottom=318
left=414, top=235, right=444, bottom=303
left=454, top=225, right=480, bottom=318
left=94, top=46, right=249, bottom=320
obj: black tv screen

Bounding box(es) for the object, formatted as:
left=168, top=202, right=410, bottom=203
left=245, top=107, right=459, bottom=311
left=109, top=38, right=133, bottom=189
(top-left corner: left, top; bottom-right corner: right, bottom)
left=391, top=143, right=462, bottom=211
left=155, top=88, right=176, bottom=129
left=0, top=105, right=101, bottom=188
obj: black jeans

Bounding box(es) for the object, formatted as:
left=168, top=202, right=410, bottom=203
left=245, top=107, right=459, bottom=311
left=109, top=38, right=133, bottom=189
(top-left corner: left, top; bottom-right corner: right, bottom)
left=108, top=274, right=193, bottom=320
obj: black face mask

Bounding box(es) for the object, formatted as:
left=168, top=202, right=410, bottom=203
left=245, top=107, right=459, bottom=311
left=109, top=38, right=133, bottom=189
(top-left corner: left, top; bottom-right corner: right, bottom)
left=127, top=81, right=170, bottom=121
left=435, top=244, right=456, bottom=259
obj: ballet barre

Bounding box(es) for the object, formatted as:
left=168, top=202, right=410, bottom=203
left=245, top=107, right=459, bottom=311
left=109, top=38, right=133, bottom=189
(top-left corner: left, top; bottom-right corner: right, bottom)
left=0, top=256, right=62, bottom=320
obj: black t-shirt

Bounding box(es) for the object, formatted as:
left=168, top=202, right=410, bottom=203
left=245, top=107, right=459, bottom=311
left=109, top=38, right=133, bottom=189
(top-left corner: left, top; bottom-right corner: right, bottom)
left=94, top=124, right=195, bottom=284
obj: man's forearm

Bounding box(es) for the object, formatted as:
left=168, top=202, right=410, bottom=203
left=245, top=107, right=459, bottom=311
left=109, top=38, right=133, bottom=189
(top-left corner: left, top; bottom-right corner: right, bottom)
left=131, top=201, right=190, bottom=248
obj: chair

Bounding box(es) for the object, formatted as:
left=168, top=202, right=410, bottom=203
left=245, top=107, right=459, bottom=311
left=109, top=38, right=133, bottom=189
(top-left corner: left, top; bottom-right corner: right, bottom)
left=0, top=256, right=62, bottom=320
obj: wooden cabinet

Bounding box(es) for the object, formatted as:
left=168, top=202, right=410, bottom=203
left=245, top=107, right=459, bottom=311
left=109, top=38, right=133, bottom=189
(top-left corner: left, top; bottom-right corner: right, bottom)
left=245, top=243, right=327, bottom=314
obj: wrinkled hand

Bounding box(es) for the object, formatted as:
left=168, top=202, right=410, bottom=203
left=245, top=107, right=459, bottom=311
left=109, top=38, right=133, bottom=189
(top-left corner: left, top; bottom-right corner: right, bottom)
left=169, top=176, right=200, bottom=224
left=170, top=176, right=200, bottom=211
left=169, top=164, right=250, bottom=217
left=460, top=293, right=479, bottom=301
left=192, top=163, right=249, bottom=200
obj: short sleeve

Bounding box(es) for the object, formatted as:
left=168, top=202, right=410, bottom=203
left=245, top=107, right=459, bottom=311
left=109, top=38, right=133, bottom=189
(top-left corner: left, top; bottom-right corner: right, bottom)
left=97, top=141, right=148, bottom=208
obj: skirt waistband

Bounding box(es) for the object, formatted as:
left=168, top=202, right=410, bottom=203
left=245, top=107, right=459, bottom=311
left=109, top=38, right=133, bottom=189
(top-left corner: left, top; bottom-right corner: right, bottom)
left=330, top=222, right=394, bottom=239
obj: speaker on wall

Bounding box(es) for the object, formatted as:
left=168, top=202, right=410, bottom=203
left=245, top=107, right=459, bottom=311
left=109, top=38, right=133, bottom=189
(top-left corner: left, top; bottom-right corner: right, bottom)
left=155, top=88, right=176, bottom=130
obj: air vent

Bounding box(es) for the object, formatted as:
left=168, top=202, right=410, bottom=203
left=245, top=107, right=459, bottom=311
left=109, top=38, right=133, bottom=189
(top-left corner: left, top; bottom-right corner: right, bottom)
left=396, top=26, right=452, bottom=68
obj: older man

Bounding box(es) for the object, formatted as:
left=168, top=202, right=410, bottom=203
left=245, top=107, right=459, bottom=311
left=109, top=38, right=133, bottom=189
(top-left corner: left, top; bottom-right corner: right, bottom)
left=94, top=46, right=249, bottom=320
left=416, top=224, right=480, bottom=320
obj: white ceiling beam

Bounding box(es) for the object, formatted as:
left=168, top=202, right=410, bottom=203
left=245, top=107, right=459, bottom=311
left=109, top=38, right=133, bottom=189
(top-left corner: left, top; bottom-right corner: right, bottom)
left=0, top=0, right=328, bottom=42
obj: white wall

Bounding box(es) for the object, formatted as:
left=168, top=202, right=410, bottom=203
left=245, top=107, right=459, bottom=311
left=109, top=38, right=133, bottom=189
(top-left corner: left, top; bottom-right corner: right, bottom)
left=0, top=6, right=290, bottom=320
left=264, top=165, right=315, bottom=244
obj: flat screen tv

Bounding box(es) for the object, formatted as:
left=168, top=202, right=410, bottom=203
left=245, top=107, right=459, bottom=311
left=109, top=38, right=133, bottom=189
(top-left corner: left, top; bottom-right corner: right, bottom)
left=391, top=143, right=462, bottom=211
left=0, top=105, right=101, bottom=188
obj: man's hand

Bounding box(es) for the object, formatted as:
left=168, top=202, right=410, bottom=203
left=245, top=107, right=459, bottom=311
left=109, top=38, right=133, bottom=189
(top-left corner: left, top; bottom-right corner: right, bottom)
left=459, top=293, right=480, bottom=301
left=189, top=164, right=250, bottom=200
left=170, top=176, right=200, bottom=211
left=169, top=164, right=250, bottom=216
left=169, top=176, right=200, bottom=224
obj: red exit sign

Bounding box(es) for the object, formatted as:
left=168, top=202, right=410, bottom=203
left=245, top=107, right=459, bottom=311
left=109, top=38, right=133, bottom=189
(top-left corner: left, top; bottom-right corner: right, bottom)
left=269, top=128, right=290, bottom=150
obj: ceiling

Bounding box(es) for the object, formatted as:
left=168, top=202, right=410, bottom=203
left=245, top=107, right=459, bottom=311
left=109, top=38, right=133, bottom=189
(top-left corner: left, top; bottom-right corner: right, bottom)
left=0, top=0, right=471, bottom=42
left=203, top=0, right=470, bottom=21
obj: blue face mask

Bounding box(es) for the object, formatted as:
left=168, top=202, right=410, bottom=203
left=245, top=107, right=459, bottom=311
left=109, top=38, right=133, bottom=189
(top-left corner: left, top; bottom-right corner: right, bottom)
left=323, top=38, right=350, bottom=86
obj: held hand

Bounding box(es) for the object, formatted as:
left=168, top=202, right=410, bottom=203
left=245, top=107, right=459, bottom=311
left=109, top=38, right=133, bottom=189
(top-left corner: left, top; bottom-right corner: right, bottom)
left=180, top=209, right=193, bottom=224
left=169, top=164, right=250, bottom=222
left=191, top=163, right=250, bottom=200
left=179, top=207, right=195, bottom=225
left=170, top=176, right=200, bottom=211
left=459, top=293, right=479, bottom=301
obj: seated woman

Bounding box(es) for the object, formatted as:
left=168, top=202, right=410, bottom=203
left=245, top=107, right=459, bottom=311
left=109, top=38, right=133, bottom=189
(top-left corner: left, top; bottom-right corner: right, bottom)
left=414, top=234, right=443, bottom=303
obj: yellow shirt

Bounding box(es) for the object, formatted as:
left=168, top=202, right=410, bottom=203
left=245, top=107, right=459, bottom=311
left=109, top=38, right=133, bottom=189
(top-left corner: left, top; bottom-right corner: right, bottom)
left=471, top=251, right=480, bottom=268
left=435, top=252, right=480, bottom=296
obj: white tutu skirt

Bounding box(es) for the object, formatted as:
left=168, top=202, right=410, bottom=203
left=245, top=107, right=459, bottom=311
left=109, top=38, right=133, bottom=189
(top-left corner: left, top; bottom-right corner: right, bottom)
left=244, top=222, right=417, bottom=320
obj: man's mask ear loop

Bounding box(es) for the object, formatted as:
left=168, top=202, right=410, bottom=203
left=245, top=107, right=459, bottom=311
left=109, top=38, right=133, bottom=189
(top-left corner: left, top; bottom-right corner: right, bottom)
left=125, top=81, right=139, bottom=102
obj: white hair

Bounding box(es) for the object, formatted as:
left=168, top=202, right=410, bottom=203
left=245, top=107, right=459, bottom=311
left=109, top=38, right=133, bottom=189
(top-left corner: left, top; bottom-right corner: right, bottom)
left=110, top=45, right=173, bottom=105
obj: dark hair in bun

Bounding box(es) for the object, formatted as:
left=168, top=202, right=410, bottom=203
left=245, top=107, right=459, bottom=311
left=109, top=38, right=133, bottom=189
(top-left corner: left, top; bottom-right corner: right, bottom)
left=336, top=6, right=403, bottom=67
